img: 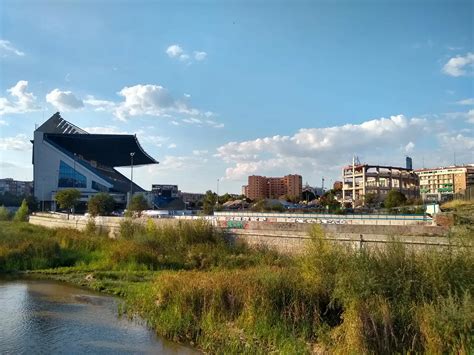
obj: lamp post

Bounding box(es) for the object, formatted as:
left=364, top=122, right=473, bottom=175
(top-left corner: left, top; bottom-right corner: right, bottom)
left=129, top=152, right=135, bottom=207
left=73, top=153, right=77, bottom=188
left=216, top=178, right=219, bottom=207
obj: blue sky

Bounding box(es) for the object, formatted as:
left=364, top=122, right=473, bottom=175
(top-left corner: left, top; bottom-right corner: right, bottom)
left=0, top=0, right=473, bottom=193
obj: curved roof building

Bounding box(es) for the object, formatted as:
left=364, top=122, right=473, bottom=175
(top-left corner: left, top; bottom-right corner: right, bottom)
left=33, top=112, right=158, bottom=208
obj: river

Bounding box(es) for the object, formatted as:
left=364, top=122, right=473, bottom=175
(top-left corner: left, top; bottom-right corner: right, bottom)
left=0, top=278, right=198, bottom=354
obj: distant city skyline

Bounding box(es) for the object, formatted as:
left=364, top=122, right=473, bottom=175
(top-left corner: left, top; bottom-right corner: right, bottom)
left=0, top=0, right=473, bottom=193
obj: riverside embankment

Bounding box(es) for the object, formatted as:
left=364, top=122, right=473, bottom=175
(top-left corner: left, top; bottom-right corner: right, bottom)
left=1, top=217, right=472, bottom=354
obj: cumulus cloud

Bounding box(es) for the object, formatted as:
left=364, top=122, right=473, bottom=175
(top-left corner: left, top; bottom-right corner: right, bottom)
left=151, top=155, right=208, bottom=171
left=168, top=143, right=177, bottom=149
left=439, top=133, right=474, bottom=150
left=46, top=89, right=84, bottom=110
left=217, top=115, right=428, bottom=180
left=0, top=39, right=24, bottom=57
left=166, top=44, right=184, bottom=58
left=0, top=119, right=8, bottom=126
left=0, top=134, right=31, bottom=151
left=83, top=126, right=129, bottom=134
left=166, top=44, right=207, bottom=63
left=0, top=80, right=40, bottom=115
left=442, top=52, right=474, bottom=77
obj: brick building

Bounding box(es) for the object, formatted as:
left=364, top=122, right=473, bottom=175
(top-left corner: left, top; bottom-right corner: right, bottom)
left=242, top=174, right=302, bottom=200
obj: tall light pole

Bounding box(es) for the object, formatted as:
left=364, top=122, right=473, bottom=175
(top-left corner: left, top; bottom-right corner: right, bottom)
left=216, top=178, right=220, bottom=206
left=73, top=153, right=77, bottom=188
left=129, top=152, right=135, bottom=207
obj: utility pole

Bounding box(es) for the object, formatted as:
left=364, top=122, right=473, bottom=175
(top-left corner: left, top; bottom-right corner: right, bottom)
left=216, top=178, right=220, bottom=206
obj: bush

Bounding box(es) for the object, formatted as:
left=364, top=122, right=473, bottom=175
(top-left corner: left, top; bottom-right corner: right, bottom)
left=384, top=189, right=407, bottom=209
left=13, top=199, right=29, bottom=222
left=55, top=189, right=81, bottom=213
left=129, top=194, right=149, bottom=215
left=0, top=205, right=11, bottom=221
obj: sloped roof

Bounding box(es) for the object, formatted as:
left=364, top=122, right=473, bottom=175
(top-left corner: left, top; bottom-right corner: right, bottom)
left=38, top=113, right=158, bottom=167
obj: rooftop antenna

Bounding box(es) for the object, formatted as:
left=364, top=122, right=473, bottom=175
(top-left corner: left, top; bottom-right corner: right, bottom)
left=454, top=151, right=457, bottom=166
left=321, top=177, right=325, bottom=191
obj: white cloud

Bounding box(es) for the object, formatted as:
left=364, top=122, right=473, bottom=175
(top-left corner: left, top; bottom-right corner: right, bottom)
left=0, top=134, right=31, bottom=151
left=0, top=39, right=24, bottom=57
left=217, top=115, right=428, bottom=180
left=456, top=98, right=474, bottom=105
left=168, top=143, right=177, bottom=149
left=166, top=44, right=207, bottom=63
left=404, top=141, right=415, bottom=153
left=84, top=95, right=116, bottom=112
left=46, top=89, right=84, bottom=111
left=194, top=51, right=207, bottom=61
left=439, top=133, right=474, bottom=150
left=114, top=84, right=197, bottom=120
left=166, top=44, right=184, bottom=58
left=468, top=110, right=474, bottom=124
left=0, top=80, right=40, bottom=115
left=150, top=155, right=208, bottom=171
left=442, top=52, right=474, bottom=77
left=0, top=119, right=8, bottom=126
left=192, top=149, right=208, bottom=156
left=83, top=126, right=129, bottom=134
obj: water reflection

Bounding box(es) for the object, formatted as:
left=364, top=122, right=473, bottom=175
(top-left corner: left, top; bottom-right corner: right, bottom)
left=0, top=279, right=197, bottom=354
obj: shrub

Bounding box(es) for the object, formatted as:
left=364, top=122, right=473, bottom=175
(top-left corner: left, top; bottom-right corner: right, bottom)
left=129, top=194, right=149, bottom=216
left=0, top=205, right=11, bottom=221
left=13, top=199, right=29, bottom=222
left=384, top=189, right=407, bottom=209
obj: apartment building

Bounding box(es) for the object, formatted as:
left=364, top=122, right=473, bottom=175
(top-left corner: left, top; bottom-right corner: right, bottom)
left=0, top=178, right=33, bottom=196
left=342, top=163, right=419, bottom=206
left=415, top=165, right=474, bottom=202
left=242, top=174, right=302, bottom=200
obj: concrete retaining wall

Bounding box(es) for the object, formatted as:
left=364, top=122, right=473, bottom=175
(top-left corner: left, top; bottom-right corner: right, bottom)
left=29, top=213, right=451, bottom=254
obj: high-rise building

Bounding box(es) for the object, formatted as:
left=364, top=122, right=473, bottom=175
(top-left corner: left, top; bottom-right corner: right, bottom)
left=415, top=165, right=474, bottom=202
left=406, top=156, right=413, bottom=170
left=242, top=174, right=302, bottom=200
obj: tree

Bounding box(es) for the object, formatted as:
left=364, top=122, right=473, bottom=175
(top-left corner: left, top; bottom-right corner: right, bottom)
left=364, top=193, right=378, bottom=206
left=14, top=199, right=29, bottom=222
left=88, top=193, right=115, bottom=217
left=319, top=191, right=341, bottom=212
left=0, top=205, right=11, bottom=221
left=56, top=189, right=81, bottom=216
left=129, top=194, right=149, bottom=216
left=384, top=189, right=407, bottom=209
left=202, top=190, right=217, bottom=215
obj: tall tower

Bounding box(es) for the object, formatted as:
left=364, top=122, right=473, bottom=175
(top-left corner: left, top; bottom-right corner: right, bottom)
left=406, top=156, right=413, bottom=170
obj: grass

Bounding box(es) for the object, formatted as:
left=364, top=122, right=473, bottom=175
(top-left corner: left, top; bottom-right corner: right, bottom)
left=0, top=219, right=473, bottom=354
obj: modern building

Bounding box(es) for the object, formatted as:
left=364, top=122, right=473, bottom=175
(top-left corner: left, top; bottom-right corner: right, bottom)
left=33, top=112, right=158, bottom=209
left=342, top=160, right=419, bottom=206
left=415, top=165, right=474, bottom=202
left=242, top=174, right=302, bottom=200
left=0, top=178, right=33, bottom=196
left=150, top=184, right=185, bottom=209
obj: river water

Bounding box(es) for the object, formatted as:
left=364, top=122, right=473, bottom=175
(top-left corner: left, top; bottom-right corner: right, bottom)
left=0, top=279, right=198, bottom=354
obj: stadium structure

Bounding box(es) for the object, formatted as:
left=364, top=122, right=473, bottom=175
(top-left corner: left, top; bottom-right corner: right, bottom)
left=33, top=112, right=158, bottom=210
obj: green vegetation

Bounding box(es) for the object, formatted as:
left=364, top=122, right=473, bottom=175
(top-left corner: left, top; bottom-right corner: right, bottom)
left=88, top=192, right=115, bottom=216
left=128, top=194, right=149, bottom=215
left=384, top=189, right=407, bottom=209
left=55, top=188, right=81, bottom=214
left=0, top=218, right=472, bottom=353
left=13, top=199, right=29, bottom=222
left=0, top=205, right=11, bottom=221
left=202, top=190, right=217, bottom=215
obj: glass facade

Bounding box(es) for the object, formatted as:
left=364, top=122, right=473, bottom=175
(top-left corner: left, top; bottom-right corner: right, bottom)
left=58, top=160, right=86, bottom=188
left=92, top=180, right=109, bottom=192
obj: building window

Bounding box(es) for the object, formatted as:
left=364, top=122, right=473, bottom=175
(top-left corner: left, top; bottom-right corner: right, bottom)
left=58, top=160, right=86, bottom=188
left=92, top=180, right=109, bottom=192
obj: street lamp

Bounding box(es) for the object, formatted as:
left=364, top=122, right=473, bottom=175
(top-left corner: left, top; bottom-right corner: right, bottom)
left=129, top=152, right=135, bottom=207
left=216, top=178, right=220, bottom=206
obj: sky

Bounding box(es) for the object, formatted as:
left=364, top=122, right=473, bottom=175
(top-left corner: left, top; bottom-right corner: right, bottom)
left=0, top=0, right=473, bottom=194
